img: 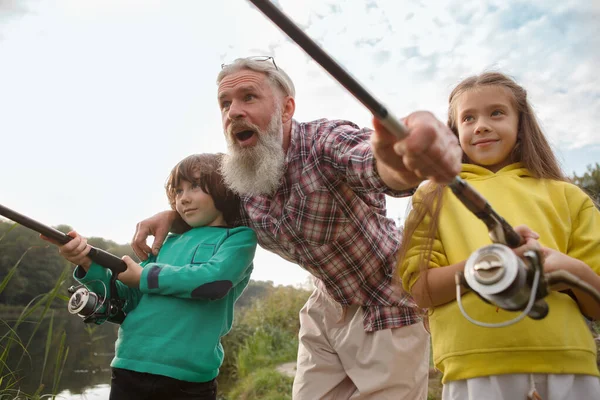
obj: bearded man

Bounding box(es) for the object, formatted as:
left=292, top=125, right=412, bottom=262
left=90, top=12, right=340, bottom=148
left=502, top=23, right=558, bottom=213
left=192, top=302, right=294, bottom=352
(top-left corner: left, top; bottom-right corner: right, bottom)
left=132, top=56, right=462, bottom=399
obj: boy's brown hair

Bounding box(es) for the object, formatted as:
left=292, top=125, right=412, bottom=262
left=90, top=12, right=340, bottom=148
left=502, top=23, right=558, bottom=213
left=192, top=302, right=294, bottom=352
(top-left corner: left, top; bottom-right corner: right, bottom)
left=165, top=153, right=242, bottom=226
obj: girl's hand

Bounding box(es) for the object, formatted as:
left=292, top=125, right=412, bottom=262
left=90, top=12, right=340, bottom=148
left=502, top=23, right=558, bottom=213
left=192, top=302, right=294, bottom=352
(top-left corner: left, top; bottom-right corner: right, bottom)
left=539, top=247, right=581, bottom=291
left=510, top=225, right=541, bottom=259
left=540, top=247, right=570, bottom=274
left=41, top=231, right=92, bottom=271
left=117, top=256, right=143, bottom=288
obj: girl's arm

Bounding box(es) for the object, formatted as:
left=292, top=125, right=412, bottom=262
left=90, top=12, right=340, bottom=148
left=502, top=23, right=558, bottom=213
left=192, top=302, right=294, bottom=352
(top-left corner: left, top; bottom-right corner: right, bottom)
left=562, top=192, right=600, bottom=319
left=410, top=261, right=466, bottom=308
left=543, top=248, right=600, bottom=319
left=405, top=225, right=540, bottom=309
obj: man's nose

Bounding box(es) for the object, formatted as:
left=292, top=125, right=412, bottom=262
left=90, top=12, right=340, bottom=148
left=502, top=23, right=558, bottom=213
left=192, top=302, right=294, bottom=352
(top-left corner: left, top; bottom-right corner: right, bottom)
left=227, top=100, right=246, bottom=120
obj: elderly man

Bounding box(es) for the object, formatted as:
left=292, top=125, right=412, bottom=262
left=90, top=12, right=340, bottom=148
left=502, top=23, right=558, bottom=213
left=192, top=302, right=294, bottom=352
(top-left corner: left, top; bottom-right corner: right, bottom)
left=132, top=56, right=461, bottom=399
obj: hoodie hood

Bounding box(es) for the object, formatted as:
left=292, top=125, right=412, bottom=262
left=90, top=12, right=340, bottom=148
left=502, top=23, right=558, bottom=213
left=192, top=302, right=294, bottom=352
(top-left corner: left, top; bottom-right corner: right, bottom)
left=459, top=162, right=531, bottom=181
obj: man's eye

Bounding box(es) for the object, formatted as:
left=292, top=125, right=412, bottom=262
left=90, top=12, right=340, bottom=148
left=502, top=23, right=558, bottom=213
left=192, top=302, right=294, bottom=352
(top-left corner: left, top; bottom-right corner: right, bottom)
left=244, top=94, right=255, bottom=101
left=221, top=101, right=231, bottom=109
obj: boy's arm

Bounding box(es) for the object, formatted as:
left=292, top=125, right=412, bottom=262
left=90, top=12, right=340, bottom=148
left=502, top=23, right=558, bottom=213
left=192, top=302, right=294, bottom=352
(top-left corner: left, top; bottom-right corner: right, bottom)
left=139, top=228, right=257, bottom=300
left=74, top=262, right=143, bottom=315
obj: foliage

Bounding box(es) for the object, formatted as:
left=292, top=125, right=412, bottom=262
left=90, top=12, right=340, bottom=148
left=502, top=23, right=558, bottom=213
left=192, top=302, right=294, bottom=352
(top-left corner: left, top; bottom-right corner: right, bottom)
left=219, top=285, right=311, bottom=396
left=571, top=162, right=600, bottom=207
left=225, top=368, right=293, bottom=400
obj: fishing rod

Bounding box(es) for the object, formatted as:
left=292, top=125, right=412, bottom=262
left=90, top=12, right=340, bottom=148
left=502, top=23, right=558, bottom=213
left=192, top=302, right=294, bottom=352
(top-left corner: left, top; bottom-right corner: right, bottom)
left=0, top=203, right=127, bottom=324
left=246, top=0, right=600, bottom=322
left=0, top=203, right=126, bottom=274
left=247, top=0, right=522, bottom=249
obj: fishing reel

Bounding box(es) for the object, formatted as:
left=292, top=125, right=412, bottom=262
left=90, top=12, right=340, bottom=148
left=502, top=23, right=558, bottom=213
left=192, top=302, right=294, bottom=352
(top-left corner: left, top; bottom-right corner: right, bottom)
left=67, top=279, right=126, bottom=325
left=456, top=244, right=549, bottom=328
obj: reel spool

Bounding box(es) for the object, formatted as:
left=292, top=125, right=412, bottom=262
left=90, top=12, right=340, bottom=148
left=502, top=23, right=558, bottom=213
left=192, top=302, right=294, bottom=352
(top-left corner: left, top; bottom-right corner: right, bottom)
left=459, top=244, right=549, bottom=325
left=67, top=286, right=101, bottom=320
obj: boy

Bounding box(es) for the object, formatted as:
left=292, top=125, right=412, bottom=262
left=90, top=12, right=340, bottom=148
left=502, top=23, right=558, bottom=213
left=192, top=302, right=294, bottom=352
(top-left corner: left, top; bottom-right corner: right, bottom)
left=48, top=153, right=257, bottom=400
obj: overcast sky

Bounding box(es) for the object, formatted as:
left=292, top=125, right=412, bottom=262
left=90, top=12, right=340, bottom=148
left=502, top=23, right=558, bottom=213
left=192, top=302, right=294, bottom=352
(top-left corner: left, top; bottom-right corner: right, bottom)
left=1, top=0, right=598, bottom=287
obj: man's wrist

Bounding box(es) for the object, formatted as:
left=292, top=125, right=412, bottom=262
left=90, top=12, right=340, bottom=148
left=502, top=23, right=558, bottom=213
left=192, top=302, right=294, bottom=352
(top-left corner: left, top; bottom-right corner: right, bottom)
left=170, top=211, right=191, bottom=234
left=375, top=158, right=418, bottom=191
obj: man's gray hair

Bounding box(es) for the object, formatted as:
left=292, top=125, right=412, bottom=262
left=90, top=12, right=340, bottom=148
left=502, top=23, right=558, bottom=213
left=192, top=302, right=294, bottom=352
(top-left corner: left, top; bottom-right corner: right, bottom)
left=217, top=57, right=296, bottom=98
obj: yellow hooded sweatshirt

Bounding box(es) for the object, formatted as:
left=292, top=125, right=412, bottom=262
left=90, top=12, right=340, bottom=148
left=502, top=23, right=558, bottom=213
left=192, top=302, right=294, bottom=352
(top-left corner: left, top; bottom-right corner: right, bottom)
left=399, top=163, right=600, bottom=383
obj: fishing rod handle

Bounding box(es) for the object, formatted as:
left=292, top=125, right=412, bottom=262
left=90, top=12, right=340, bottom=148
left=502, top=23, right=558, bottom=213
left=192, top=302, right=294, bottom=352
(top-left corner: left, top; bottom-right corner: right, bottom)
left=87, top=247, right=127, bottom=274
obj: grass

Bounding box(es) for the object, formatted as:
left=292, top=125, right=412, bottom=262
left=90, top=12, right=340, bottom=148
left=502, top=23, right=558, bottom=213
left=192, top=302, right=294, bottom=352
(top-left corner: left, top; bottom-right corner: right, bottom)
left=226, top=368, right=293, bottom=400
left=0, top=223, right=71, bottom=399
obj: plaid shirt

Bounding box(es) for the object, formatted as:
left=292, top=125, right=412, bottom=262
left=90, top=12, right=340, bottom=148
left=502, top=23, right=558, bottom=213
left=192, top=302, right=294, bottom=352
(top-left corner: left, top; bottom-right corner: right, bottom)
left=239, top=119, right=421, bottom=331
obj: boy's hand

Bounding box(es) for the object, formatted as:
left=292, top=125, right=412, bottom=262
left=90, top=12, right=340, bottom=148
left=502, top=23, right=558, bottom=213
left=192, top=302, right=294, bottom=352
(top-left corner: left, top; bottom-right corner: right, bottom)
left=41, top=231, right=92, bottom=271
left=118, top=256, right=143, bottom=288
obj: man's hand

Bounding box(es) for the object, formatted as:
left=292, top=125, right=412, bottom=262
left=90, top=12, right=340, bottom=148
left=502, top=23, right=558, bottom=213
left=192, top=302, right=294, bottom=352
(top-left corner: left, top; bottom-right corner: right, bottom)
left=118, top=256, right=143, bottom=288
left=131, top=210, right=180, bottom=260
left=371, top=111, right=462, bottom=190
left=40, top=231, right=92, bottom=271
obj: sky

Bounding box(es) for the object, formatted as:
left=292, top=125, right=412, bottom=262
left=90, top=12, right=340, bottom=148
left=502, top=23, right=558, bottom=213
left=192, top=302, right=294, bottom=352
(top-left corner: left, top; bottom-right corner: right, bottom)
left=1, top=0, right=598, bottom=287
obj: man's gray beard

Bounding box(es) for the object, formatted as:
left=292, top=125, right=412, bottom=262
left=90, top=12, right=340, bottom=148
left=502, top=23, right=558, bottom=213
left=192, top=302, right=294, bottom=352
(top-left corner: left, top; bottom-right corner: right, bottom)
left=221, top=115, right=286, bottom=197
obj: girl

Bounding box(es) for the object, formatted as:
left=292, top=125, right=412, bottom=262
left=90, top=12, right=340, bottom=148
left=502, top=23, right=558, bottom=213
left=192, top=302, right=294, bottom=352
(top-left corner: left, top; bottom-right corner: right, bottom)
left=397, top=72, right=600, bottom=400
left=46, top=153, right=257, bottom=400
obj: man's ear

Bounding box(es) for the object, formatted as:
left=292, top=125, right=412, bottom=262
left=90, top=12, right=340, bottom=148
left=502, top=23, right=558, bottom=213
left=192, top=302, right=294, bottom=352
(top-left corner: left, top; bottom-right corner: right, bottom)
left=281, top=96, right=296, bottom=124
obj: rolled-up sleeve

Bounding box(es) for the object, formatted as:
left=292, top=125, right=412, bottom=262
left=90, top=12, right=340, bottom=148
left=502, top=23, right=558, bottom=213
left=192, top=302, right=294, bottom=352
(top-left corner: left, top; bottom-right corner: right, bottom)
left=317, top=121, right=415, bottom=197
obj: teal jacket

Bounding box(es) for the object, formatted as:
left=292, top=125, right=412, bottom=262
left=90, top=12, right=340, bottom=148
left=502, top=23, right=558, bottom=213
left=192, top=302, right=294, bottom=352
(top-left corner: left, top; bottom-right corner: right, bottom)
left=74, top=226, right=257, bottom=383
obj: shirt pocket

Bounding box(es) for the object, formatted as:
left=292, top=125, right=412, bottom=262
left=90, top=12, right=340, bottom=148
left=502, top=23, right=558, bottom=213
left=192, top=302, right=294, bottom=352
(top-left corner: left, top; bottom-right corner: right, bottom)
left=285, top=181, right=350, bottom=246
left=192, top=244, right=216, bottom=264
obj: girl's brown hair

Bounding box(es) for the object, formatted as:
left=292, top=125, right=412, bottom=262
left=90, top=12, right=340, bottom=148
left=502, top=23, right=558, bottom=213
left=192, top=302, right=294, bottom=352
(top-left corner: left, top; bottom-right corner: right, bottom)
left=396, top=72, right=567, bottom=306
left=165, top=153, right=242, bottom=226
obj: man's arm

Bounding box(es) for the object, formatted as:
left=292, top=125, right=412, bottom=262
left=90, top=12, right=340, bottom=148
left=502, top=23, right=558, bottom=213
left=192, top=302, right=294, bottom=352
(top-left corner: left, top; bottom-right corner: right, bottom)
left=131, top=210, right=190, bottom=260
left=319, top=121, right=415, bottom=196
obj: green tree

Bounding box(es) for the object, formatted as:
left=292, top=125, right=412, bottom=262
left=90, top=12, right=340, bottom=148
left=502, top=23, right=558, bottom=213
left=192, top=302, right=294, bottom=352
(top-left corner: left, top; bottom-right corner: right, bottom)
left=572, top=162, right=600, bottom=207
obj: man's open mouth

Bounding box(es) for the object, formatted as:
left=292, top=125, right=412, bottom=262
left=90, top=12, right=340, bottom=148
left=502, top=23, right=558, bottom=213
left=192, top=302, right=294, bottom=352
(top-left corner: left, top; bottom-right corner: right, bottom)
left=235, top=130, right=255, bottom=142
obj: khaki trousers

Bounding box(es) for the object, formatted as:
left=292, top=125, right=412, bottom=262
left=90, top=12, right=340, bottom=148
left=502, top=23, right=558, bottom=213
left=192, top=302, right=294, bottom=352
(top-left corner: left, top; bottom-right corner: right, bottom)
left=292, top=287, right=430, bottom=400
